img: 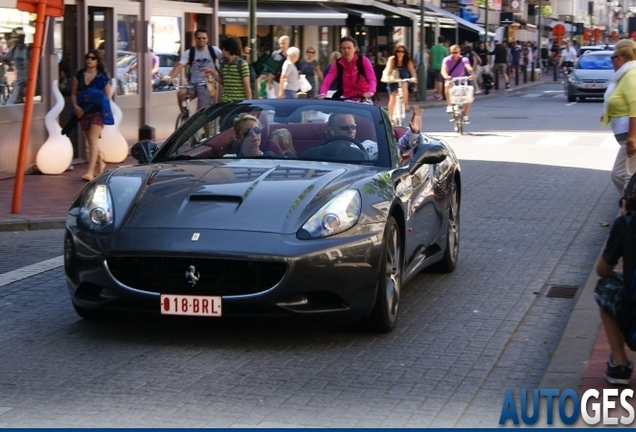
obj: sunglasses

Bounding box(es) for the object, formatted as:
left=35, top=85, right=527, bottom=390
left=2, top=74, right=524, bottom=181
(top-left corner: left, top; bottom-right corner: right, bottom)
left=85, top=55, right=97, bottom=60
left=307, top=51, right=315, bottom=54
left=243, top=126, right=262, bottom=137
left=451, top=51, right=461, bottom=54
left=396, top=50, right=405, bottom=53
left=338, top=124, right=357, bottom=132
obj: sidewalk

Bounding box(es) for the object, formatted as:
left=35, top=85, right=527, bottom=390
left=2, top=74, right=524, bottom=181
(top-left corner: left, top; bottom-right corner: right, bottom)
left=8, top=71, right=624, bottom=409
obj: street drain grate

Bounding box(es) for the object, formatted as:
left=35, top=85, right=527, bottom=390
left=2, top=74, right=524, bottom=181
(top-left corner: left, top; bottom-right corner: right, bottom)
left=545, top=285, right=579, bottom=299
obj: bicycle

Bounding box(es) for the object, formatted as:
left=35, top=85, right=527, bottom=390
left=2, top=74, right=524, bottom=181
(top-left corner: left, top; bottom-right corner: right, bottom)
left=170, top=81, right=210, bottom=130
left=447, top=77, right=474, bottom=135
left=387, top=77, right=416, bottom=127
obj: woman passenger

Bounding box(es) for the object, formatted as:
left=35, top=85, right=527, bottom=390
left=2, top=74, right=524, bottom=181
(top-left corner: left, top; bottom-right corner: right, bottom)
left=230, top=113, right=275, bottom=157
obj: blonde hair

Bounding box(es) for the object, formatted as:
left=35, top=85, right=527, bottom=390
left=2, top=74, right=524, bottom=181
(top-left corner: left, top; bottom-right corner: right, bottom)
left=329, top=51, right=341, bottom=63
left=614, top=39, right=636, bottom=62
left=233, top=113, right=261, bottom=139
left=270, top=128, right=295, bottom=154
left=286, top=46, right=300, bottom=58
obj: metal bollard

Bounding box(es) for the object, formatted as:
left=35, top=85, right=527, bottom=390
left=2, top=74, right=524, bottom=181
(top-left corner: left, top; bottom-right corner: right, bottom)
left=514, top=66, right=519, bottom=86
left=553, top=64, right=558, bottom=82
left=523, top=66, right=527, bottom=84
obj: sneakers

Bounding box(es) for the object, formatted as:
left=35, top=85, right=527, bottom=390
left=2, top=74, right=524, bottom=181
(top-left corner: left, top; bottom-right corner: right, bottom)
left=605, top=355, right=633, bottom=385
left=435, top=94, right=443, bottom=100
left=446, top=106, right=453, bottom=113
left=505, top=83, right=510, bottom=89
left=463, top=116, right=470, bottom=124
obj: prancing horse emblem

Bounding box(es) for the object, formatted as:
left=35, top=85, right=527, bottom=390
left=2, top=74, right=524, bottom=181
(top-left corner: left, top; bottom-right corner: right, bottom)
left=185, top=265, right=200, bottom=286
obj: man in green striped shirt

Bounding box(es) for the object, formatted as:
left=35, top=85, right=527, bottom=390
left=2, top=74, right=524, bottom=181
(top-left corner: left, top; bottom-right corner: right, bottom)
left=218, top=37, right=252, bottom=102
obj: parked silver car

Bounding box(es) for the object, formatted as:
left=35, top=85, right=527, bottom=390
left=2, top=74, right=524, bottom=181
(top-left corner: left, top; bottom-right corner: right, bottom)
left=565, top=51, right=614, bottom=103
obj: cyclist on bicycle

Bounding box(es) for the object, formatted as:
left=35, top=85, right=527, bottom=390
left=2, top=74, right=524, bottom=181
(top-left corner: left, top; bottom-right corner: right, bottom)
left=318, top=36, right=376, bottom=102
left=164, top=28, right=221, bottom=112
left=559, top=40, right=577, bottom=81
left=441, top=45, right=474, bottom=124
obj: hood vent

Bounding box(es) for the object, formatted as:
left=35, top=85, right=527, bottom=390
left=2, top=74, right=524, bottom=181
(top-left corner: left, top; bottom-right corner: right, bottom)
left=189, top=194, right=243, bottom=203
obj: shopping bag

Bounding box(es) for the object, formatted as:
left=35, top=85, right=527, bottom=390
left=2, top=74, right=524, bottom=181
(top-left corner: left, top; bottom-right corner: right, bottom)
left=299, top=74, right=312, bottom=93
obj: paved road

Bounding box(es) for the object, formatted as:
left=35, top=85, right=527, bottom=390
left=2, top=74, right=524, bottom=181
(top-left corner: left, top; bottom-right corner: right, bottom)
left=0, top=83, right=622, bottom=427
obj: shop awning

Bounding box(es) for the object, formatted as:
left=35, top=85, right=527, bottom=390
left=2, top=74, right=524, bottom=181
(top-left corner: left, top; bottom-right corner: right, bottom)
left=424, top=4, right=495, bottom=36
left=219, top=2, right=347, bottom=26
left=331, top=5, right=386, bottom=26
left=395, top=6, right=458, bottom=28
left=513, top=16, right=537, bottom=30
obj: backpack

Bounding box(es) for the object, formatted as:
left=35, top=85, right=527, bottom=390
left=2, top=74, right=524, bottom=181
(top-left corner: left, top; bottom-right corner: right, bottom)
left=272, top=50, right=286, bottom=83
left=332, top=55, right=372, bottom=100
left=234, top=57, right=257, bottom=88
left=187, top=45, right=218, bottom=80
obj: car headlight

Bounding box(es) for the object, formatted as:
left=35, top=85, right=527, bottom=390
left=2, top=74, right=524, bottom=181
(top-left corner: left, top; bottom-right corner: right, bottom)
left=298, top=189, right=361, bottom=239
left=568, top=74, right=580, bottom=84
left=79, top=183, right=115, bottom=233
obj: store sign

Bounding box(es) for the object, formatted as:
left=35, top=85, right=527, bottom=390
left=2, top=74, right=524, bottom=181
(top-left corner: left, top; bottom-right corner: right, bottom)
left=500, top=12, right=513, bottom=25
left=221, top=17, right=248, bottom=24
left=459, top=5, right=480, bottom=23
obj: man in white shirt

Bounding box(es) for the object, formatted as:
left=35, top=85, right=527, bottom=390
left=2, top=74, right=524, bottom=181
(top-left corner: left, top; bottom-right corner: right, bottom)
left=559, top=41, right=577, bottom=79
left=165, top=28, right=221, bottom=111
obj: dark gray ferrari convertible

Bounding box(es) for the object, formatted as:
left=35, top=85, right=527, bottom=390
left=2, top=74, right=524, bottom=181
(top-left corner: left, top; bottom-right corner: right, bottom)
left=64, top=99, right=461, bottom=332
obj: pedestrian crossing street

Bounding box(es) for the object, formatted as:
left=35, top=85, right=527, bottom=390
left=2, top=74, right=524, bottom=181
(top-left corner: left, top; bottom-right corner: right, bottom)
left=424, top=130, right=619, bottom=172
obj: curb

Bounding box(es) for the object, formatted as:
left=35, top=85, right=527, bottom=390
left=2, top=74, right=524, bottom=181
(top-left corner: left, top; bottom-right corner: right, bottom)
left=539, top=254, right=602, bottom=391
left=0, top=217, right=66, bottom=232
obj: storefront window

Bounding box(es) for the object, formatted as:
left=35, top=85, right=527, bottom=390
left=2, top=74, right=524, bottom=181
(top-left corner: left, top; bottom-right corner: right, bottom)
left=150, top=16, right=181, bottom=93
left=0, top=8, right=41, bottom=105
left=117, top=14, right=138, bottom=95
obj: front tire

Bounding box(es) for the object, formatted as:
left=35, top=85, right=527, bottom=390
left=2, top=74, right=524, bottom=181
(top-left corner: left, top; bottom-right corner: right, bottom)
left=430, top=179, right=460, bottom=273
left=567, top=95, right=576, bottom=103
left=365, top=216, right=402, bottom=332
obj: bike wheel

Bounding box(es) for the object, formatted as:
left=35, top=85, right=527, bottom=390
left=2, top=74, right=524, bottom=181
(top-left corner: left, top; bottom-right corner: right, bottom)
left=175, top=111, right=189, bottom=130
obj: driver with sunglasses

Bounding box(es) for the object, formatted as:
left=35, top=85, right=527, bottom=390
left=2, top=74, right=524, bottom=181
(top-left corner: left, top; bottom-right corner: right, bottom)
left=323, top=110, right=425, bottom=161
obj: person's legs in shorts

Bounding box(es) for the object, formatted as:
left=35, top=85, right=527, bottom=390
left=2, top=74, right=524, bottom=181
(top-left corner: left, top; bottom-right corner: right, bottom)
left=434, top=70, right=443, bottom=100
left=195, top=85, right=211, bottom=111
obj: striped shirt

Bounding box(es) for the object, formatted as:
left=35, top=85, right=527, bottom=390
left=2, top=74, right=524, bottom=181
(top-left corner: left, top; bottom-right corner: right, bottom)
left=219, top=58, right=250, bottom=102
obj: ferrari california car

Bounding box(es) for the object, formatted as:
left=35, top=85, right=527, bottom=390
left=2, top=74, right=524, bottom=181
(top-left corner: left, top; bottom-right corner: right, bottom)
left=64, top=99, right=461, bottom=332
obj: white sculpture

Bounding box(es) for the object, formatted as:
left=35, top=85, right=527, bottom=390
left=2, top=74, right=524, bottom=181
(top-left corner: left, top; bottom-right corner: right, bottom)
left=36, top=80, right=74, bottom=175
left=98, top=78, right=128, bottom=163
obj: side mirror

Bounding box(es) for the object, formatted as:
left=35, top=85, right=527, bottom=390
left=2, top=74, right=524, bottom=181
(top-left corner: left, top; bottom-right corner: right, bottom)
left=409, top=144, right=447, bottom=174
left=131, top=140, right=157, bottom=164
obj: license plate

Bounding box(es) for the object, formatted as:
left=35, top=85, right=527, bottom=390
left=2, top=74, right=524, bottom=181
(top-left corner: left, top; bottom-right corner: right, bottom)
left=586, top=84, right=598, bottom=88
left=160, top=294, right=222, bottom=317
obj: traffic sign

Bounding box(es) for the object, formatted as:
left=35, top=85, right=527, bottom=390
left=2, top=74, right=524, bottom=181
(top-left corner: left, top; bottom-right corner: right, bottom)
left=552, top=24, right=565, bottom=37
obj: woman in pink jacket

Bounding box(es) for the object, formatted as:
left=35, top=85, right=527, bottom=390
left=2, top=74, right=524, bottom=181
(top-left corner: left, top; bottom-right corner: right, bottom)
left=319, top=36, right=376, bottom=101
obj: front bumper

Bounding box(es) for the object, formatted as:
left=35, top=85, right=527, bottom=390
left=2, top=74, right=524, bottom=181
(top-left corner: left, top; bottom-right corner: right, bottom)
left=64, top=223, right=386, bottom=318
left=567, top=82, right=607, bottom=98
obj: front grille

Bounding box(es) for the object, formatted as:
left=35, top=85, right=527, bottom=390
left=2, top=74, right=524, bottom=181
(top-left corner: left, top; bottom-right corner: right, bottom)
left=581, top=79, right=607, bottom=83
left=107, top=256, right=287, bottom=296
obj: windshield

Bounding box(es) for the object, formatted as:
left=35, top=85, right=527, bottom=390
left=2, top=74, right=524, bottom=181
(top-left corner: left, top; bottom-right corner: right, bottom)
left=576, top=54, right=613, bottom=70
left=153, top=101, right=395, bottom=167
